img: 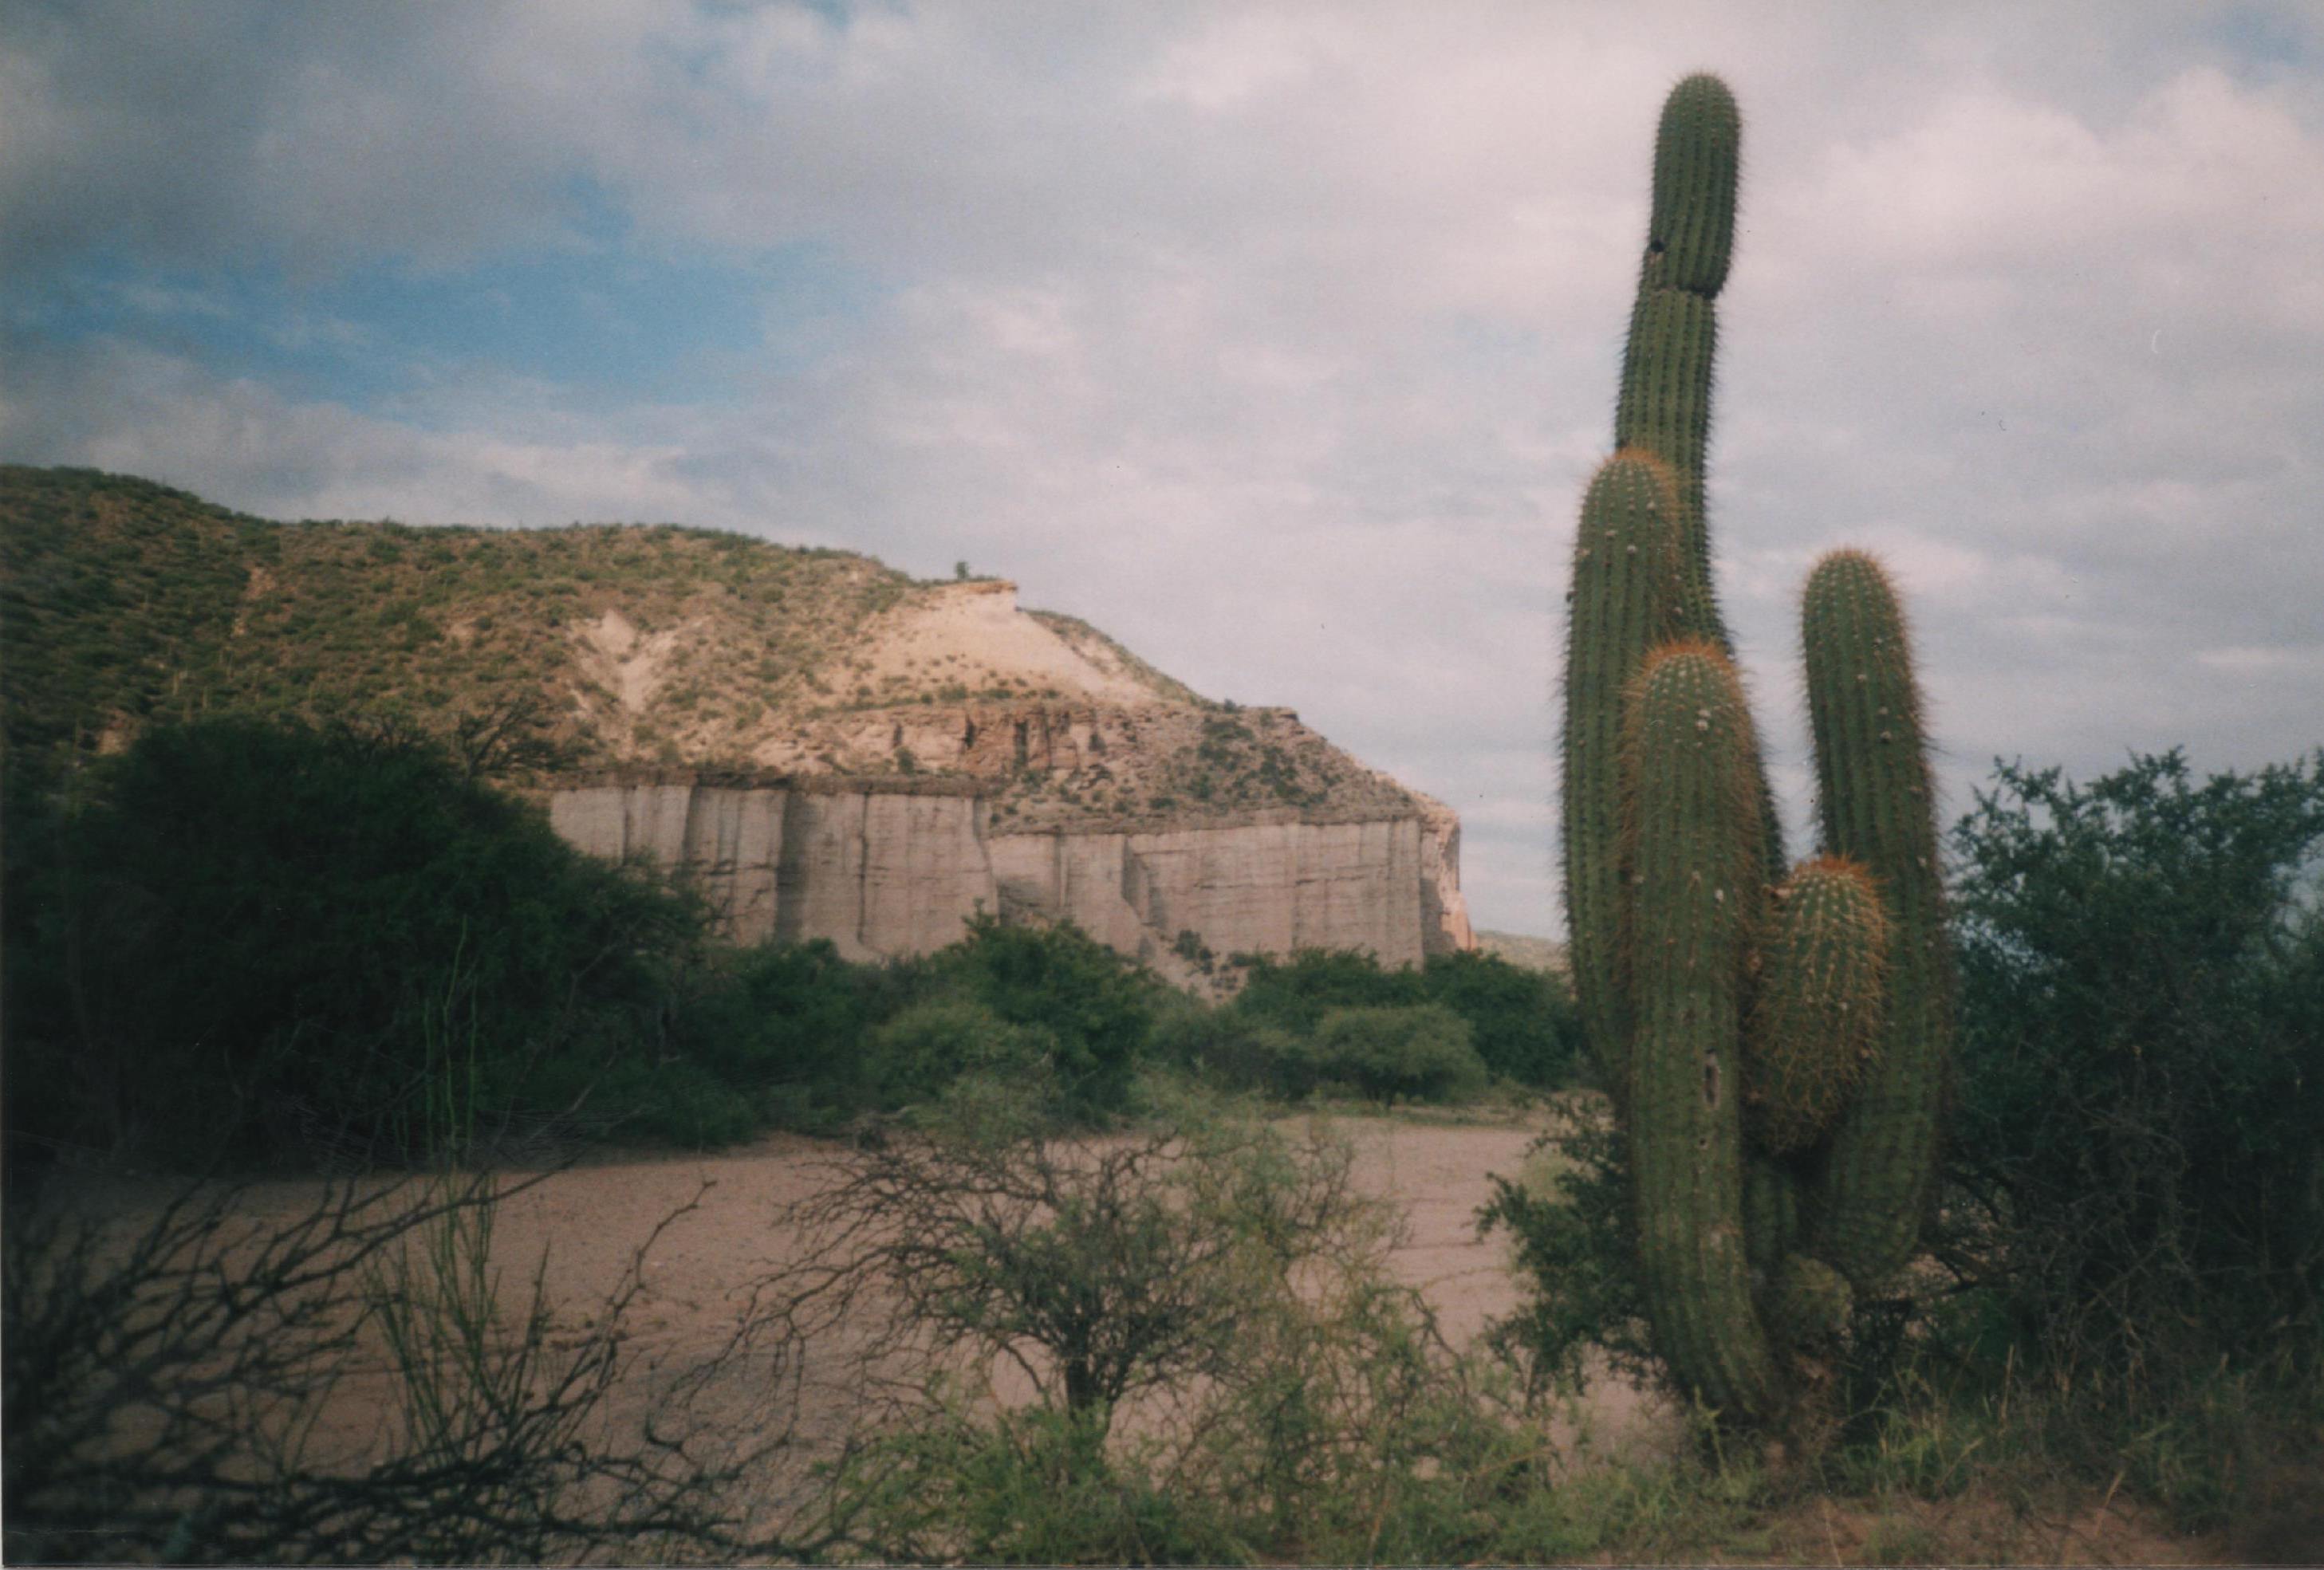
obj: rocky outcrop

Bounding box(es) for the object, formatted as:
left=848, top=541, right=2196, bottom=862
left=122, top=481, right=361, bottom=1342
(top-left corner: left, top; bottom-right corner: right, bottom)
left=0, top=470, right=1477, bottom=977
left=549, top=773, right=1468, bottom=982
left=543, top=580, right=1477, bottom=978
left=1411, top=793, right=1476, bottom=954
left=549, top=777, right=992, bottom=959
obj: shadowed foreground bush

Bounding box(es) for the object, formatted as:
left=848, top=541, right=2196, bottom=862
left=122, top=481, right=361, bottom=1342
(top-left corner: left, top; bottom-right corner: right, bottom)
left=2, top=1173, right=761, bottom=1564
left=1944, top=749, right=2324, bottom=1407
left=2, top=717, right=717, bottom=1167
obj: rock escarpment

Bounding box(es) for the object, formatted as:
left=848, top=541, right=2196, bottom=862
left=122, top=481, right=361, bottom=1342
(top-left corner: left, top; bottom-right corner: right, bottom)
left=546, top=576, right=1475, bottom=978
left=1, top=468, right=1475, bottom=979
left=549, top=773, right=1461, bottom=987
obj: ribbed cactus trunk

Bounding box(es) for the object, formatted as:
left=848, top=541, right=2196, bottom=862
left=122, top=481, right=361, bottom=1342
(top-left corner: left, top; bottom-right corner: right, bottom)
left=1562, top=452, right=1684, bottom=1098
left=1556, top=76, right=1957, bottom=1424
left=1800, top=551, right=1956, bottom=1285
left=1622, top=642, right=1779, bottom=1417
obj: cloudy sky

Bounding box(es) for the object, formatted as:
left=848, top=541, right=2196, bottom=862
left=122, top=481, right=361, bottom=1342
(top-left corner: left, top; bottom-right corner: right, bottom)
left=4, top=2, right=2319, bottom=936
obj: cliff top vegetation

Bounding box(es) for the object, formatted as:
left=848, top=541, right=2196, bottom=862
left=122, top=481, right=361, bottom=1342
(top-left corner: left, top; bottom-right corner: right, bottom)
left=0, top=466, right=1428, bottom=830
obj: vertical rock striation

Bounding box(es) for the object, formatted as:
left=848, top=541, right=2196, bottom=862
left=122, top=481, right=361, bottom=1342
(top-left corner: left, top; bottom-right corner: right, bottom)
left=549, top=774, right=1463, bottom=978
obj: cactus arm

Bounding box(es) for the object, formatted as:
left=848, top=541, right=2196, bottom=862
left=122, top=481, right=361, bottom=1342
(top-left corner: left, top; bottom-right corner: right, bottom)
left=1799, top=549, right=1956, bottom=1287
left=1645, top=73, right=1741, bottom=297
left=1622, top=641, right=1780, bottom=1419
left=1744, top=856, right=1891, bottom=1156
left=1561, top=451, right=1687, bottom=1093
left=1610, top=73, right=1785, bottom=885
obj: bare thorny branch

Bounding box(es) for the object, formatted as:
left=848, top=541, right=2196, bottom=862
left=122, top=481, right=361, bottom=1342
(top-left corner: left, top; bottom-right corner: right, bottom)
left=3, top=1168, right=800, bottom=1564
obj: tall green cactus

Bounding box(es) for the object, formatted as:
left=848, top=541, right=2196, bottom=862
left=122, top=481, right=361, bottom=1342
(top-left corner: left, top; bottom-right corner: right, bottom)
left=1558, top=75, right=1957, bottom=1423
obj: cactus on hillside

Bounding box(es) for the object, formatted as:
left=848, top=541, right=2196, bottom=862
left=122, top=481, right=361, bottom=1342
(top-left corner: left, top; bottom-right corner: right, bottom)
left=1558, top=74, right=1957, bottom=1423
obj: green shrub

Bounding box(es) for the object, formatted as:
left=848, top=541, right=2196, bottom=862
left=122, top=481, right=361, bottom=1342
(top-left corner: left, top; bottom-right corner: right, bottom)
left=3, top=717, right=704, bottom=1166
left=1420, top=948, right=1583, bottom=1086
left=861, top=999, right=1058, bottom=1108
left=1313, top=1003, right=1489, bottom=1104
left=929, top=915, right=1162, bottom=1117
left=1478, top=1100, right=1655, bottom=1398
left=1229, top=948, right=1425, bottom=1035
left=1227, top=946, right=1582, bottom=1092
left=1148, top=1006, right=1322, bottom=1100
left=1944, top=749, right=2324, bottom=1407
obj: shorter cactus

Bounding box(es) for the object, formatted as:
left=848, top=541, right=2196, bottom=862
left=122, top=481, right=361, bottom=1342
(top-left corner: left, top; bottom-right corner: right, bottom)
left=1621, top=640, right=1780, bottom=1420
left=1801, top=551, right=1955, bottom=1288
left=1744, top=856, right=1889, bottom=1155
left=1768, top=1253, right=1854, bottom=1348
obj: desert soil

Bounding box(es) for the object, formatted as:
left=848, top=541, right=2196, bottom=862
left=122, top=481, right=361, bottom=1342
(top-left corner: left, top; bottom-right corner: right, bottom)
left=458, top=1110, right=1672, bottom=1452
left=56, top=1109, right=2264, bottom=1564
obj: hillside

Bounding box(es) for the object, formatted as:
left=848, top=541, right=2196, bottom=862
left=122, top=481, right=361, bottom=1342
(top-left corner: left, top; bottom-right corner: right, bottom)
left=1475, top=931, right=1567, bottom=974
left=0, top=466, right=1427, bottom=836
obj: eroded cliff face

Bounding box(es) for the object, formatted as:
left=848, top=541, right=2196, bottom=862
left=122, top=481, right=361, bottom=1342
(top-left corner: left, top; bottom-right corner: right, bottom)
left=3, top=474, right=1475, bottom=981
left=543, top=580, right=1475, bottom=975
left=549, top=775, right=1468, bottom=985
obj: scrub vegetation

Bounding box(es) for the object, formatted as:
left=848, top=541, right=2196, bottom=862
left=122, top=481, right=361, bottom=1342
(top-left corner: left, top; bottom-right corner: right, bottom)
left=7, top=705, right=2317, bottom=1561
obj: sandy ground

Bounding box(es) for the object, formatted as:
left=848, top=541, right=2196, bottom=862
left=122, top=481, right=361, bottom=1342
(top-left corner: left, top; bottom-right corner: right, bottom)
left=48, top=1111, right=2271, bottom=1564
left=131, top=1112, right=1665, bottom=1466
left=397, top=1113, right=1567, bottom=1364
left=466, top=1112, right=1668, bottom=1432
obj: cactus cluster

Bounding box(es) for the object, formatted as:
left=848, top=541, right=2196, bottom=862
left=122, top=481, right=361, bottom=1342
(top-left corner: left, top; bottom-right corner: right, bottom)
left=1558, top=74, right=1956, bottom=1422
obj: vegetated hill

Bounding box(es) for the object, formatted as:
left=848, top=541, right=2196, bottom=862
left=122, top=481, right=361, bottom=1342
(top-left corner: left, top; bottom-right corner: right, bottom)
left=1475, top=931, right=1568, bottom=974
left=0, top=466, right=1430, bottom=832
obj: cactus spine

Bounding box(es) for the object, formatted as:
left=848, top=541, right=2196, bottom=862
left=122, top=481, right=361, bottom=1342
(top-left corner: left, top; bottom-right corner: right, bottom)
left=1557, top=76, right=1956, bottom=1422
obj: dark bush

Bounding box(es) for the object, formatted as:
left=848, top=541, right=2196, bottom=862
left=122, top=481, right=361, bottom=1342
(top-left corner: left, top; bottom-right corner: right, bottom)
left=3, top=1171, right=762, bottom=1564
left=1313, top=1004, right=1490, bottom=1104
left=1420, top=949, right=1582, bottom=1087
left=1229, top=948, right=1426, bottom=1036
left=3, top=717, right=707, bottom=1166
left=928, top=914, right=1163, bottom=1116
left=1944, top=750, right=2324, bottom=1403
left=665, top=937, right=906, bottom=1119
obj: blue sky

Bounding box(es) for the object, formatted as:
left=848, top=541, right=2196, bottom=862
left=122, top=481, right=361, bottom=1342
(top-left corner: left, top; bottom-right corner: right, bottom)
left=5, top=1, right=2321, bottom=935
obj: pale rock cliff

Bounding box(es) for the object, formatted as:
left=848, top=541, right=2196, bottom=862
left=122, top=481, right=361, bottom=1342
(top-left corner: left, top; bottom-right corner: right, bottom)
left=549, top=773, right=1465, bottom=986
left=0, top=474, right=1475, bottom=981
left=542, top=577, right=1474, bottom=979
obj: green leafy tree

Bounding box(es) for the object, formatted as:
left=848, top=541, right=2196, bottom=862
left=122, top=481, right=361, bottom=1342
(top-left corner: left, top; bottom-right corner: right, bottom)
left=933, top=914, right=1162, bottom=1116
left=1420, top=949, right=1582, bottom=1087
left=1229, top=949, right=1425, bottom=1036
left=1945, top=749, right=2324, bottom=1400
left=5, top=717, right=703, bottom=1165
left=1313, top=1005, right=1489, bottom=1105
